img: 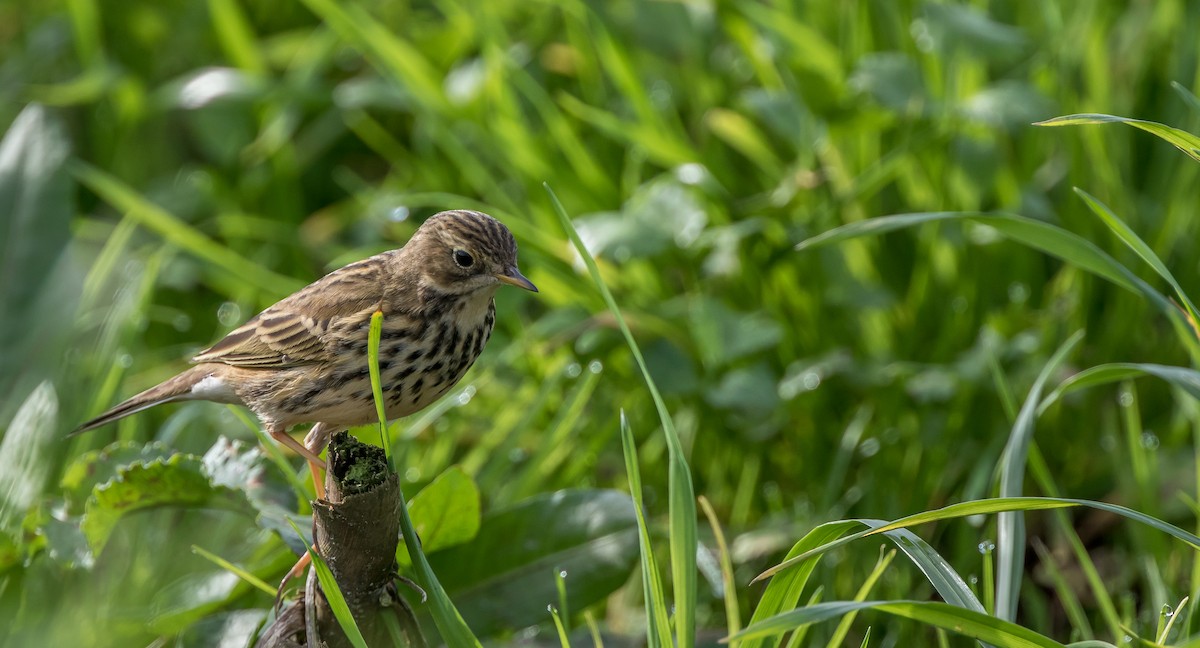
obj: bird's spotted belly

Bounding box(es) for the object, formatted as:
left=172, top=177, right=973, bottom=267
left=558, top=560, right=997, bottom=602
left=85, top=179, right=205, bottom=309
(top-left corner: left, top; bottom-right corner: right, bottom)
left=269, top=319, right=492, bottom=426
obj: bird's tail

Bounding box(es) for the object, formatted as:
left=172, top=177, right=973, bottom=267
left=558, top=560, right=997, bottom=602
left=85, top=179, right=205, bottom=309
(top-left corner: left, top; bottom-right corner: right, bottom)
left=70, top=366, right=211, bottom=436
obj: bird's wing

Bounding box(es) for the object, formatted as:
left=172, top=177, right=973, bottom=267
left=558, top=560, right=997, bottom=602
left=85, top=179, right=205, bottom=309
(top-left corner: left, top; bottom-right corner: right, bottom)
left=192, top=257, right=385, bottom=368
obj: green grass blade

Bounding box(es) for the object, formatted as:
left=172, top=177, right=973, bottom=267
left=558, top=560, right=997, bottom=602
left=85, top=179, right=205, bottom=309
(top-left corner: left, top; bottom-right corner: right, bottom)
left=1073, top=188, right=1200, bottom=327
left=366, top=317, right=481, bottom=647
left=996, top=331, right=1084, bottom=622
left=285, top=518, right=369, bottom=648
left=753, top=496, right=1200, bottom=583
left=698, top=495, right=741, bottom=636
left=367, top=310, right=393, bottom=466
left=795, top=212, right=1178, bottom=320
left=547, top=184, right=697, bottom=647
left=742, top=521, right=860, bottom=648
left=621, top=412, right=671, bottom=648
left=71, top=162, right=303, bottom=295
left=1040, top=362, right=1200, bottom=414
left=729, top=600, right=1067, bottom=648
left=825, top=549, right=896, bottom=648
left=190, top=545, right=274, bottom=596
left=1035, top=113, right=1200, bottom=163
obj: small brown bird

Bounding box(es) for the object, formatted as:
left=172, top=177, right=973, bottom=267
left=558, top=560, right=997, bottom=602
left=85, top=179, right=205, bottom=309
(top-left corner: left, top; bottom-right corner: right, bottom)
left=74, top=210, right=537, bottom=495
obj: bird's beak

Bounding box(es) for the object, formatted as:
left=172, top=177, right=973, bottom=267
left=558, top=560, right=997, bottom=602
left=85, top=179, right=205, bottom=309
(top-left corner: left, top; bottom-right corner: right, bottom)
left=496, top=266, right=538, bottom=292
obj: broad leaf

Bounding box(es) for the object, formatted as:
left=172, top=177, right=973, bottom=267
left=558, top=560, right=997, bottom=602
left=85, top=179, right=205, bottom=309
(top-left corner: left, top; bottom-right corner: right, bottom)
left=427, top=489, right=639, bottom=638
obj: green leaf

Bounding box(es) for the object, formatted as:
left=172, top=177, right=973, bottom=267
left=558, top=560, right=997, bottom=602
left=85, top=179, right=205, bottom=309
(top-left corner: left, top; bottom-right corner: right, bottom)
left=71, top=161, right=303, bottom=296
left=743, top=518, right=984, bottom=648
left=59, top=441, right=174, bottom=510
left=1072, top=188, right=1200, bottom=327
left=795, top=212, right=1179, bottom=322
left=287, top=518, right=369, bottom=648
left=996, top=332, right=1083, bottom=621
left=80, top=454, right=253, bottom=553
left=547, top=183, right=698, bottom=648
left=730, top=600, right=1065, bottom=648
left=1035, top=113, right=1200, bottom=163
left=396, top=466, right=481, bottom=565
left=622, top=413, right=672, bottom=648
left=427, top=489, right=639, bottom=638
left=0, top=104, right=75, bottom=415
left=753, top=496, right=1200, bottom=583
left=1041, top=363, right=1200, bottom=414
left=367, top=308, right=481, bottom=647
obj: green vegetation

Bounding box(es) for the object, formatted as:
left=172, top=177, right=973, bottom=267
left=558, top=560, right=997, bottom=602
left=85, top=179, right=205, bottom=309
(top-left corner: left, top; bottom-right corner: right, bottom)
left=3, top=0, right=1200, bottom=646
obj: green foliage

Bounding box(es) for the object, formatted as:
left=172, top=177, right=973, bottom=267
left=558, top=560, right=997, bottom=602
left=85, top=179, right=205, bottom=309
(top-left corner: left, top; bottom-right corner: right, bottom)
left=4, top=0, right=1200, bottom=646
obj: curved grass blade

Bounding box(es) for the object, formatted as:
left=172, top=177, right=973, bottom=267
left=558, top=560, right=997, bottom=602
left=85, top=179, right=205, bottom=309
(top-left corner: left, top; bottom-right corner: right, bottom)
left=367, top=310, right=393, bottom=466
left=547, top=184, right=697, bottom=647
left=794, top=212, right=1178, bottom=322
left=1035, top=113, right=1200, bottom=163
left=71, top=162, right=303, bottom=296
left=285, top=518, right=368, bottom=648
left=752, top=496, right=1200, bottom=583
left=1040, top=363, right=1200, bottom=415
left=699, top=495, right=741, bottom=636
left=728, top=600, right=1066, bottom=648
left=368, top=315, right=481, bottom=647
left=621, top=414, right=673, bottom=648
left=741, top=521, right=859, bottom=648
left=996, top=331, right=1083, bottom=622
left=1073, top=188, right=1200, bottom=328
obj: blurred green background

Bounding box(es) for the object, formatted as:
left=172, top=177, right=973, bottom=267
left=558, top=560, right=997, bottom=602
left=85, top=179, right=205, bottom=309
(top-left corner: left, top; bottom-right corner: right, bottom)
left=2, top=0, right=1200, bottom=645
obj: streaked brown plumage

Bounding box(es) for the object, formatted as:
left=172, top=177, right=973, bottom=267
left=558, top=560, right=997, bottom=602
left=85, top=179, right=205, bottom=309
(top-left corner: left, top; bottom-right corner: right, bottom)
left=74, top=210, right=537, bottom=494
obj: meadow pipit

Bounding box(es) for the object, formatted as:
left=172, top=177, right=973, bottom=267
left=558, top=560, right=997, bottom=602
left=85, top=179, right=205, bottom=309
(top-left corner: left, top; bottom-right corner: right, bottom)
left=75, top=210, right=537, bottom=496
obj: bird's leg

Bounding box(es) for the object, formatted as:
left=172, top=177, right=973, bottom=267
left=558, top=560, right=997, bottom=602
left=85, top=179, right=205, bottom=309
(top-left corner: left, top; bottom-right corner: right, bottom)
left=275, top=550, right=314, bottom=612
left=303, top=423, right=341, bottom=501
left=268, top=425, right=328, bottom=499
left=274, top=423, right=343, bottom=608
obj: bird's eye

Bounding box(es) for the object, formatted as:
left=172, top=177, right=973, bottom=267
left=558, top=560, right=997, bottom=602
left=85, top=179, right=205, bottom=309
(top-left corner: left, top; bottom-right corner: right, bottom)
left=453, top=249, right=475, bottom=268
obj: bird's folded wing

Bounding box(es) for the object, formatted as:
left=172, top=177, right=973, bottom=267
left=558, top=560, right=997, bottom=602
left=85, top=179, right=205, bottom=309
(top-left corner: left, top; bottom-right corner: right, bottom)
left=192, top=259, right=384, bottom=368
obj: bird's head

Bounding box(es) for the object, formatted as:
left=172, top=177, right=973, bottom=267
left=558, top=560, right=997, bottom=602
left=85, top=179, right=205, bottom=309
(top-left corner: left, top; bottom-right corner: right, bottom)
left=410, top=210, right=538, bottom=296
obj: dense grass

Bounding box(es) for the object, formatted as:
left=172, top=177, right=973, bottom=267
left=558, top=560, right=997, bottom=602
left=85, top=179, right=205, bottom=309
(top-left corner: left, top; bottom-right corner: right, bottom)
left=3, top=0, right=1200, bottom=646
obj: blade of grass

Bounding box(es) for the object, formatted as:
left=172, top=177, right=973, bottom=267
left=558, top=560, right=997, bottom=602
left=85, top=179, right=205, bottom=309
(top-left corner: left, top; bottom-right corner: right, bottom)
left=190, top=544, right=275, bottom=596
left=1039, top=362, right=1200, bottom=415
left=1073, top=187, right=1200, bottom=331
left=996, top=331, right=1084, bottom=622
left=795, top=212, right=1180, bottom=324
left=71, top=162, right=303, bottom=295
left=698, top=495, right=741, bottom=636
left=366, top=315, right=482, bottom=647
left=752, top=496, right=1200, bottom=583
left=367, top=310, right=393, bottom=467
left=1035, top=113, right=1200, bottom=163
left=729, top=600, right=1067, bottom=648
left=825, top=548, right=896, bottom=648
left=284, top=518, right=368, bottom=648
left=548, top=184, right=697, bottom=647
left=621, top=412, right=671, bottom=648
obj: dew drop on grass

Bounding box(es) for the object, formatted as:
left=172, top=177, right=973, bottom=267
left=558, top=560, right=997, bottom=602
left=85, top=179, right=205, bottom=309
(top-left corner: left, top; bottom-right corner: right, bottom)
left=117, top=353, right=133, bottom=368
left=968, top=575, right=978, bottom=585
left=217, top=301, right=241, bottom=327
left=388, top=206, right=410, bottom=222
left=559, top=570, right=568, bottom=579
left=404, top=467, right=420, bottom=483
left=1141, top=432, right=1159, bottom=450
left=1118, top=391, right=1135, bottom=407
left=1163, top=603, right=1174, bottom=617
left=456, top=385, right=476, bottom=405
left=565, top=363, right=582, bottom=378
left=1008, top=282, right=1029, bottom=304
left=977, top=540, right=995, bottom=554
left=859, top=438, right=880, bottom=457
left=588, top=360, right=603, bottom=374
